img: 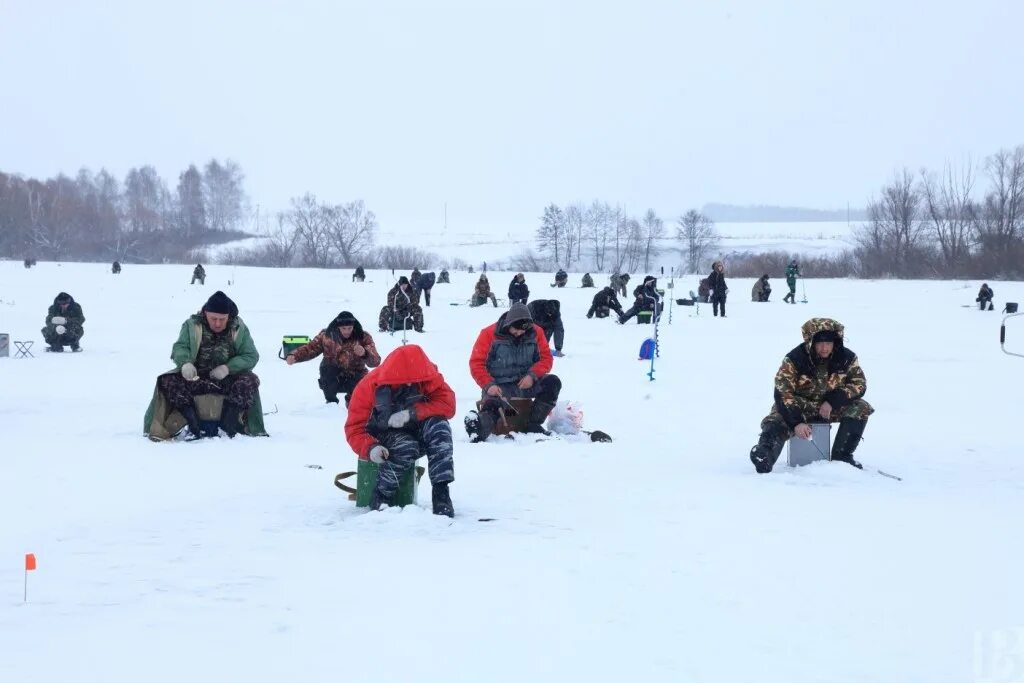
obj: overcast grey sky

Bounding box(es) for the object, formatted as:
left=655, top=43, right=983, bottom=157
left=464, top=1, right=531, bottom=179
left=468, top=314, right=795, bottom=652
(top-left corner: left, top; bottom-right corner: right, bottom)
left=2, top=0, right=1021, bottom=230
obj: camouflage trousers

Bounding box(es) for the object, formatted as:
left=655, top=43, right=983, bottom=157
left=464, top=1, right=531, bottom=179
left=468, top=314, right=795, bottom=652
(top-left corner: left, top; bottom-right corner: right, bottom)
left=42, top=325, right=83, bottom=346
left=761, top=397, right=874, bottom=437
left=378, top=305, right=424, bottom=332
left=375, top=416, right=454, bottom=497
left=471, top=293, right=498, bottom=307
left=159, top=371, right=261, bottom=411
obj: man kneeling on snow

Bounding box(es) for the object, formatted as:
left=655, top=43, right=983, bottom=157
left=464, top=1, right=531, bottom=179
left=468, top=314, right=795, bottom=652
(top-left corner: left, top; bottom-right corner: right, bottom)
left=749, top=318, right=873, bottom=473
left=466, top=303, right=561, bottom=441
left=144, top=291, right=267, bottom=440
left=344, top=345, right=456, bottom=516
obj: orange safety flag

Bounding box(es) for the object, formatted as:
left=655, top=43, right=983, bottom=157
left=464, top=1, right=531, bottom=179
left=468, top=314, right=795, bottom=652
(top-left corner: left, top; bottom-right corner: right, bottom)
left=25, top=553, right=37, bottom=571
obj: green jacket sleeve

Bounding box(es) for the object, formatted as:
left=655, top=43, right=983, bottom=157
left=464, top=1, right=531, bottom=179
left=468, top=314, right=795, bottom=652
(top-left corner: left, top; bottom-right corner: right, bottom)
left=170, top=321, right=194, bottom=367
left=228, top=320, right=260, bottom=373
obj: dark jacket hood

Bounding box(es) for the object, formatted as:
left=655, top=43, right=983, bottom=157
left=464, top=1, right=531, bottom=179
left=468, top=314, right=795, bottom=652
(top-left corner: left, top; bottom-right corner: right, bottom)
left=326, top=310, right=364, bottom=341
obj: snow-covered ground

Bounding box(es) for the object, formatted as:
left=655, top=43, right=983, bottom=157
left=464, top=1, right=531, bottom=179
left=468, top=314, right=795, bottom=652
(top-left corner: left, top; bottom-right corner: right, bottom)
left=200, top=220, right=854, bottom=269
left=1, top=261, right=1022, bottom=682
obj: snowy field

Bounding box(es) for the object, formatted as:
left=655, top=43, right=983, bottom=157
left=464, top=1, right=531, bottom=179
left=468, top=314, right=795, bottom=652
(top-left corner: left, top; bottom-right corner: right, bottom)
left=199, top=220, right=853, bottom=268
left=1, top=261, right=1023, bottom=683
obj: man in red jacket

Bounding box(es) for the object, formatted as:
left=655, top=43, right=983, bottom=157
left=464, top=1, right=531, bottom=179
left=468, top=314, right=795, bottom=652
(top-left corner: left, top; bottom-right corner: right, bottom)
left=345, top=345, right=456, bottom=516
left=467, top=303, right=562, bottom=441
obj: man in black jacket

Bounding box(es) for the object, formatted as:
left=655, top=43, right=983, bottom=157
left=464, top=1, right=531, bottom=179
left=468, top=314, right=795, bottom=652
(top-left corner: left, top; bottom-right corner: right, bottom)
left=587, top=286, right=624, bottom=319
left=508, top=273, right=530, bottom=305
left=528, top=299, right=564, bottom=357
left=618, top=276, right=662, bottom=324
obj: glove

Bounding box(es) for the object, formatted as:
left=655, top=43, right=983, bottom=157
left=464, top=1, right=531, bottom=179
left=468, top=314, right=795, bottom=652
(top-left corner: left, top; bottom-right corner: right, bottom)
left=55, top=325, right=66, bottom=335
left=369, top=445, right=390, bottom=463
left=51, top=316, right=67, bottom=325
left=210, top=365, right=230, bottom=380
left=181, top=362, right=198, bottom=381
left=387, top=409, right=411, bottom=428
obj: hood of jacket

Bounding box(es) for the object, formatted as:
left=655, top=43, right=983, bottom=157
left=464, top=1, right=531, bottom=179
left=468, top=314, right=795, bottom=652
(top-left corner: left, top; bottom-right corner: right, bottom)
left=372, top=344, right=441, bottom=385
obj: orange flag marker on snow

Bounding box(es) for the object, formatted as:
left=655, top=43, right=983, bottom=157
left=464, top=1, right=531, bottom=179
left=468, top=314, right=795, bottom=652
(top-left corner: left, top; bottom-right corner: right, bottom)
left=24, top=553, right=36, bottom=602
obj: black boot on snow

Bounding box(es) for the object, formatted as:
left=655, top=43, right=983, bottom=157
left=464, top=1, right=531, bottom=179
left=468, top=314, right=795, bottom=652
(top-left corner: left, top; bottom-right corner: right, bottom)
left=465, top=406, right=497, bottom=443
left=749, top=425, right=787, bottom=473
left=432, top=482, right=454, bottom=517
left=49, top=344, right=64, bottom=352
left=370, top=488, right=393, bottom=511
left=524, top=401, right=555, bottom=435
left=219, top=401, right=243, bottom=438
left=831, top=418, right=866, bottom=469
left=180, top=406, right=204, bottom=440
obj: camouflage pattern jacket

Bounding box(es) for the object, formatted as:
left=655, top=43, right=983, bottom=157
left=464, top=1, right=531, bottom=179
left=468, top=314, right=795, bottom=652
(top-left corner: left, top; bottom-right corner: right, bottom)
left=291, top=329, right=381, bottom=375
left=474, top=279, right=493, bottom=299
left=773, top=318, right=867, bottom=428
left=44, top=301, right=86, bottom=337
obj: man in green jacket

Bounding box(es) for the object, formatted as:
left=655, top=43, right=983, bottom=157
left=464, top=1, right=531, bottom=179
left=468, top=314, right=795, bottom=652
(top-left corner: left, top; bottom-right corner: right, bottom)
left=148, top=290, right=263, bottom=440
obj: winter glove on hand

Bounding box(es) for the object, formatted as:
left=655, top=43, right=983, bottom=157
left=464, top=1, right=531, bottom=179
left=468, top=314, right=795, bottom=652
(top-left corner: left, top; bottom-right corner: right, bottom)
left=55, top=325, right=66, bottom=335
left=51, top=316, right=67, bottom=325
left=210, top=365, right=230, bottom=380
left=181, top=362, right=198, bottom=381
left=387, top=409, right=411, bottom=428
left=369, top=445, right=390, bottom=463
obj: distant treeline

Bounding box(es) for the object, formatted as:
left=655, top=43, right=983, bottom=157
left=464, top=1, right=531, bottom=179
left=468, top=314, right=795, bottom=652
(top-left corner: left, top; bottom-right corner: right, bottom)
left=0, top=160, right=250, bottom=263
left=702, top=203, right=868, bottom=223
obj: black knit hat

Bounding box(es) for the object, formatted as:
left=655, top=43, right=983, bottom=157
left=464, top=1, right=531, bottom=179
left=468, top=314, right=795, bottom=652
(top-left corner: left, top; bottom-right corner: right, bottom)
left=398, top=276, right=410, bottom=286
left=203, top=290, right=237, bottom=316
left=811, top=329, right=839, bottom=344
left=335, top=310, right=357, bottom=325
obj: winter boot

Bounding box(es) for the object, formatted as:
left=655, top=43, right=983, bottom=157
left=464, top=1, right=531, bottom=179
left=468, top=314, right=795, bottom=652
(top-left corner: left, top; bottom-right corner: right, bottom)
left=432, top=482, right=454, bottom=517
left=70, top=342, right=81, bottom=352
left=324, top=394, right=340, bottom=404
left=49, top=344, right=64, bottom=352
left=370, top=487, right=393, bottom=511
left=464, top=408, right=497, bottom=443
left=749, top=423, right=788, bottom=473
left=524, top=400, right=555, bottom=435
left=180, top=405, right=204, bottom=440
left=219, top=401, right=243, bottom=439
left=831, top=418, right=866, bottom=469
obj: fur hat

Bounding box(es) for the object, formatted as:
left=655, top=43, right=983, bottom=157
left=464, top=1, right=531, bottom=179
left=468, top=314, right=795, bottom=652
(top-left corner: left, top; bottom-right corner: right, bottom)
left=203, top=290, right=237, bottom=316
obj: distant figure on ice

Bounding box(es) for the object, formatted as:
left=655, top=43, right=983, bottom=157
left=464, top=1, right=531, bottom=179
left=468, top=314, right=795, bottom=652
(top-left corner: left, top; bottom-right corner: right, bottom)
left=748, top=318, right=873, bottom=473
left=508, top=273, right=530, bottom=305
left=977, top=283, right=995, bottom=311
left=143, top=290, right=267, bottom=441
left=528, top=299, right=565, bottom=357
left=751, top=274, right=771, bottom=302
left=618, top=276, right=662, bottom=324
left=581, top=273, right=595, bottom=288
left=191, top=263, right=206, bottom=285
left=471, top=274, right=498, bottom=307
left=345, top=345, right=456, bottom=517
left=286, top=311, right=380, bottom=406
left=112, top=260, right=122, bottom=274
left=697, top=277, right=711, bottom=303
left=410, top=268, right=422, bottom=291
left=438, top=269, right=450, bottom=284
left=417, top=271, right=436, bottom=306
left=783, top=260, right=800, bottom=304
left=42, top=291, right=85, bottom=352
left=553, top=269, right=568, bottom=288
left=352, top=266, right=366, bottom=283
left=610, top=273, right=630, bottom=297
left=379, top=276, right=424, bottom=332
left=466, top=303, right=561, bottom=441
left=707, top=261, right=728, bottom=317
left=587, top=286, right=624, bottom=319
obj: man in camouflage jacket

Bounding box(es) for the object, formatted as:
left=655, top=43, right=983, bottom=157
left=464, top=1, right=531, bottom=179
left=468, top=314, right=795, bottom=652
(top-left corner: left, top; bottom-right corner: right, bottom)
left=749, top=318, right=874, bottom=473
left=286, top=310, right=380, bottom=405
left=471, top=274, right=498, bottom=307
left=42, top=291, right=85, bottom=351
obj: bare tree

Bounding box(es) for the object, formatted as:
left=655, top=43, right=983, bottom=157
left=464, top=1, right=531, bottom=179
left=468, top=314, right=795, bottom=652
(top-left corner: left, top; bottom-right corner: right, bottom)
left=977, top=145, right=1024, bottom=275
left=510, top=248, right=550, bottom=271
left=286, top=193, right=334, bottom=268
left=641, top=208, right=665, bottom=271
left=676, top=209, right=717, bottom=273
left=326, top=199, right=377, bottom=266
left=920, top=161, right=976, bottom=276
left=203, top=159, right=248, bottom=232
left=536, top=204, right=564, bottom=266
left=562, top=203, right=584, bottom=269
left=862, top=169, right=929, bottom=276
left=586, top=200, right=613, bottom=271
